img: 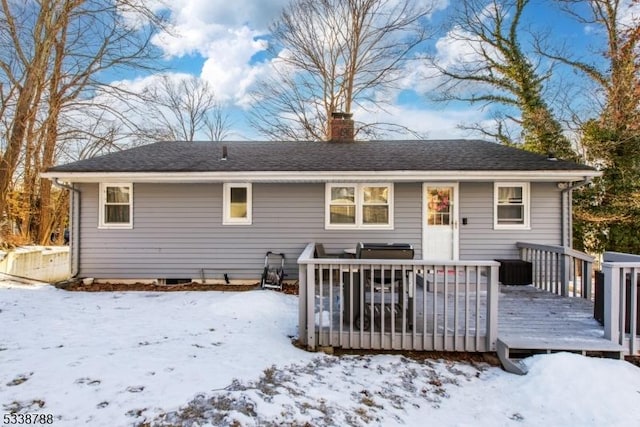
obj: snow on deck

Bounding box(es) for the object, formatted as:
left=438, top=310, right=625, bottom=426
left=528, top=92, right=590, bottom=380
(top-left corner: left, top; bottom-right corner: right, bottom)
left=497, top=285, right=623, bottom=353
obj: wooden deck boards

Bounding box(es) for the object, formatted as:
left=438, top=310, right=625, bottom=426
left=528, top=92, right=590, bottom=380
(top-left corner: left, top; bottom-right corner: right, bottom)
left=497, top=285, right=623, bottom=353
left=315, top=281, right=623, bottom=354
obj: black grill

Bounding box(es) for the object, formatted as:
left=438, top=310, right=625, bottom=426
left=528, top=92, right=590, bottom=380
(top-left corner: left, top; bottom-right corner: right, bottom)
left=356, top=242, right=414, bottom=260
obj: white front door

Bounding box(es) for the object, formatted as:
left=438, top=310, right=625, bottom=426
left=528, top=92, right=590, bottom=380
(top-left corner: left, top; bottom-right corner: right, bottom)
left=422, top=183, right=459, bottom=260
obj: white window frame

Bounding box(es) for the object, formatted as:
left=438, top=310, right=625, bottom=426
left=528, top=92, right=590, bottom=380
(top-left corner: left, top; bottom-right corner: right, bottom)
left=325, top=183, right=394, bottom=229
left=223, top=183, right=252, bottom=225
left=494, top=182, right=530, bottom=230
left=99, top=183, right=133, bottom=229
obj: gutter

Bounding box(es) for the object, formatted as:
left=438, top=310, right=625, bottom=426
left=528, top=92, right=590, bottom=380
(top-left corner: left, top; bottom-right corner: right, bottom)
left=52, top=178, right=80, bottom=278
left=559, top=177, right=593, bottom=248
left=40, top=169, right=602, bottom=184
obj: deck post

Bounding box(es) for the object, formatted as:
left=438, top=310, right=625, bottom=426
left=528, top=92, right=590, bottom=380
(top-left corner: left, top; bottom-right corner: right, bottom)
left=561, top=254, right=571, bottom=297
left=306, top=261, right=317, bottom=350
left=631, top=270, right=638, bottom=355
left=486, top=264, right=500, bottom=351
left=583, top=260, right=593, bottom=300
left=603, top=264, right=621, bottom=344
left=298, top=263, right=308, bottom=347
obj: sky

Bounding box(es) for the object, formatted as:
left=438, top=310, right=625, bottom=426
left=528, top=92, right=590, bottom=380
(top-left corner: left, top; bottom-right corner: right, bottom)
left=112, top=0, right=640, bottom=142
left=1, top=279, right=640, bottom=426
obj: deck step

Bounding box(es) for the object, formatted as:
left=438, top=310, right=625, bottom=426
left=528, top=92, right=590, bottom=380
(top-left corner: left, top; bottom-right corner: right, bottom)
left=496, top=336, right=625, bottom=375
left=499, top=336, right=625, bottom=354
left=496, top=339, right=528, bottom=375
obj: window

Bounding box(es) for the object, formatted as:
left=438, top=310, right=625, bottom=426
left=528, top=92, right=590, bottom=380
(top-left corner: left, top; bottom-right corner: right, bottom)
left=494, top=182, right=530, bottom=229
left=326, top=184, right=393, bottom=229
left=427, top=187, right=453, bottom=226
left=223, top=183, right=252, bottom=225
left=99, top=183, right=133, bottom=229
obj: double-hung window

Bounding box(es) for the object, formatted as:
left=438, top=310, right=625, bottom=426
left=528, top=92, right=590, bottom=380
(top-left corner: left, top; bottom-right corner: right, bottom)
left=223, top=183, right=252, bottom=225
left=326, top=183, right=393, bottom=229
left=494, top=182, right=530, bottom=229
left=99, top=183, right=133, bottom=229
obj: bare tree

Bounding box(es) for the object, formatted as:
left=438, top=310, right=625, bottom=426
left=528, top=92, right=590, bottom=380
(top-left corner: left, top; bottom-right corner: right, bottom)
left=0, top=0, right=165, bottom=244
left=138, top=75, right=232, bottom=142
left=203, top=106, right=233, bottom=142
left=249, top=0, right=438, bottom=141
left=429, top=0, right=576, bottom=159
left=552, top=0, right=640, bottom=252
left=549, top=0, right=639, bottom=140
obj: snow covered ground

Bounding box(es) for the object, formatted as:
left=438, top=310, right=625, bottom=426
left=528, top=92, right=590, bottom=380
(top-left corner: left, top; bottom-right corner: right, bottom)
left=1, top=280, right=639, bottom=427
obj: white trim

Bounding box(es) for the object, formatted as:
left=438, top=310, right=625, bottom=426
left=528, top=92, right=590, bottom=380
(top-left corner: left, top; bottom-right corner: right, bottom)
left=422, top=183, right=459, bottom=260
left=223, top=183, right=252, bottom=225
left=42, top=169, right=601, bottom=184
left=98, top=183, right=133, bottom=229
left=325, top=183, right=394, bottom=230
left=494, top=182, right=530, bottom=230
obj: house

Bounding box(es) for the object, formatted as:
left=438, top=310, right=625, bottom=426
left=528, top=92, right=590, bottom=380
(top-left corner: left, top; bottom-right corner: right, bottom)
left=44, top=115, right=640, bottom=369
left=42, top=114, right=599, bottom=285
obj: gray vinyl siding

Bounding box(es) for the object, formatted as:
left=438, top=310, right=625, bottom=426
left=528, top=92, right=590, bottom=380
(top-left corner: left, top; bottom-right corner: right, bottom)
left=76, top=181, right=562, bottom=280
left=77, top=182, right=422, bottom=280
left=458, top=182, right=562, bottom=260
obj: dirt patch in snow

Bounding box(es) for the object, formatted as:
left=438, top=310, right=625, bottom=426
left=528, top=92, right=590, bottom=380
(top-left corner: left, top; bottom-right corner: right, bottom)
left=57, top=281, right=260, bottom=292
left=56, top=280, right=301, bottom=294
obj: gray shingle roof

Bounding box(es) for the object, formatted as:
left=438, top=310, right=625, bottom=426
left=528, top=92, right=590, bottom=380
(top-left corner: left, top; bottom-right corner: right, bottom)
left=47, top=140, right=595, bottom=173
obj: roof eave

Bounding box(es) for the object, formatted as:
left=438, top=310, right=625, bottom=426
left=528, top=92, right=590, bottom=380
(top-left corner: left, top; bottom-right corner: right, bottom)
left=41, top=169, right=602, bottom=184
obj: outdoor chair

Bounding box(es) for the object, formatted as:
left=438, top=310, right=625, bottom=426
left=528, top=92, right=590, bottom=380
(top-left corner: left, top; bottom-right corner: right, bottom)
left=346, top=243, right=415, bottom=331
left=314, top=243, right=344, bottom=259
left=315, top=243, right=344, bottom=284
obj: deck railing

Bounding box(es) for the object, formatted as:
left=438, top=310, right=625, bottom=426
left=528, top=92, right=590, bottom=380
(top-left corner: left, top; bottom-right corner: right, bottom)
left=602, top=252, right=640, bottom=355
left=516, top=242, right=594, bottom=299
left=297, top=243, right=500, bottom=353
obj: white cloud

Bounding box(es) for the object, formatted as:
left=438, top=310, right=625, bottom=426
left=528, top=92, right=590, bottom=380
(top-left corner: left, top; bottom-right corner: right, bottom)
left=151, top=0, right=288, bottom=56
left=618, top=0, right=640, bottom=29
left=354, top=104, right=491, bottom=140
left=397, top=0, right=505, bottom=98
left=150, top=1, right=292, bottom=103
left=110, top=0, right=495, bottom=139
left=197, top=27, right=267, bottom=101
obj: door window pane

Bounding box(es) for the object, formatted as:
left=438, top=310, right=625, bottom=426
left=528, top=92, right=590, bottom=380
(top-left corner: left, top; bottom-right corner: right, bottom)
left=427, top=187, right=452, bottom=226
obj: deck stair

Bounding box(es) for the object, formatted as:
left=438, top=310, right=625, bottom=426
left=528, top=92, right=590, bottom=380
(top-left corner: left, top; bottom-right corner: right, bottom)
left=496, top=337, right=625, bottom=375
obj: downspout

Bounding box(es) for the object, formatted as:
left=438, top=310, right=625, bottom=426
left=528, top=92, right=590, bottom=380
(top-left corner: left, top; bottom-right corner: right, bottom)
left=53, top=178, right=80, bottom=277
left=560, top=177, right=592, bottom=248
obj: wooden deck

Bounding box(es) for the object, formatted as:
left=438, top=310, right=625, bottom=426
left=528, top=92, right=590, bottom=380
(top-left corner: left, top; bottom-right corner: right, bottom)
left=313, top=280, right=623, bottom=356
left=497, top=285, right=624, bottom=357
left=298, top=243, right=640, bottom=374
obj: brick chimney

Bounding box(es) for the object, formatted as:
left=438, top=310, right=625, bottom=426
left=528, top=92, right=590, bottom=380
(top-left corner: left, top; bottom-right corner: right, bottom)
left=329, top=112, right=354, bottom=142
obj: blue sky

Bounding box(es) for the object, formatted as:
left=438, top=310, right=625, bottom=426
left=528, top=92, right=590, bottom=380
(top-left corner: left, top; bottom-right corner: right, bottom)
left=119, top=0, right=638, bottom=141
